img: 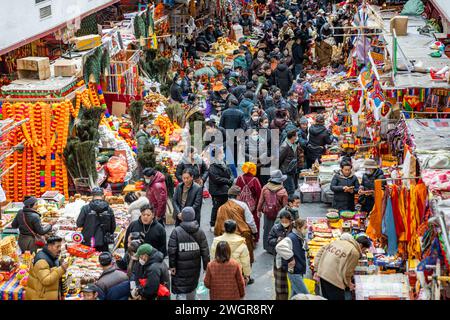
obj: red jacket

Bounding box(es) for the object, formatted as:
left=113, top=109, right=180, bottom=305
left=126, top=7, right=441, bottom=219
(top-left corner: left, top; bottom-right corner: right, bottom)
left=204, top=259, right=245, bottom=300
left=235, top=173, right=262, bottom=212
left=145, top=171, right=168, bottom=218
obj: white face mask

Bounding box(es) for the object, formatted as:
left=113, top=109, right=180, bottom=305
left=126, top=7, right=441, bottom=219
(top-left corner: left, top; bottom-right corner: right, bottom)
left=144, top=178, right=151, bottom=184
left=281, top=222, right=291, bottom=228
left=262, top=123, right=269, bottom=128
left=139, top=258, right=146, bottom=266
left=251, top=116, right=259, bottom=122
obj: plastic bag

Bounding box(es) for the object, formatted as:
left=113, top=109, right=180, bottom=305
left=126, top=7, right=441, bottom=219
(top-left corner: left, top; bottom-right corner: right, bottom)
left=106, top=155, right=128, bottom=183
left=401, top=0, right=424, bottom=16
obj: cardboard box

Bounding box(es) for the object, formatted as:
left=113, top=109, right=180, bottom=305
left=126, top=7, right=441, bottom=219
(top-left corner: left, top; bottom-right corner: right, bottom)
left=71, top=34, right=102, bottom=51
left=16, top=56, right=51, bottom=80
left=54, top=60, right=77, bottom=77
left=390, top=16, right=408, bottom=36
left=111, top=101, right=127, bottom=116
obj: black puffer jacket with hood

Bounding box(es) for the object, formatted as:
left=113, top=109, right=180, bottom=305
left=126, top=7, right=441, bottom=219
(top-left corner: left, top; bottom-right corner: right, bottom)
left=131, top=249, right=170, bottom=300
left=76, top=199, right=116, bottom=248
left=274, top=63, right=293, bottom=96
left=168, top=221, right=210, bottom=294
left=307, top=124, right=333, bottom=161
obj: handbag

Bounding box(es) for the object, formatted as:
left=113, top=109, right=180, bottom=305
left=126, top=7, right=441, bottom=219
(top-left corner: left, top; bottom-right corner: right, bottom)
left=22, top=211, right=46, bottom=247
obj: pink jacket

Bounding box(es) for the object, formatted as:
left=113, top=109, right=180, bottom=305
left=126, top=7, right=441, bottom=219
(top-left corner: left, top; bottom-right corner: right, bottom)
left=145, top=171, right=168, bottom=218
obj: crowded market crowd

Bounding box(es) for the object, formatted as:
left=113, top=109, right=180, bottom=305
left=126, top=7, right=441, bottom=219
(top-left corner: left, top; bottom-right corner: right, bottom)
left=16, top=0, right=378, bottom=301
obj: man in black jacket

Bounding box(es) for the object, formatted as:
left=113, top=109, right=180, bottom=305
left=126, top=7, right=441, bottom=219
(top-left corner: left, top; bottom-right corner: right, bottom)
left=131, top=244, right=170, bottom=300
left=181, top=68, right=195, bottom=97
left=173, top=169, right=203, bottom=226
left=175, top=147, right=208, bottom=185
left=168, top=207, right=210, bottom=300
left=170, top=74, right=184, bottom=103
left=279, top=130, right=304, bottom=196
left=306, top=114, right=333, bottom=168
left=292, top=37, right=305, bottom=78
left=12, top=196, right=53, bottom=254
left=95, top=252, right=129, bottom=300
left=208, top=148, right=234, bottom=229
left=124, top=204, right=167, bottom=257
left=76, top=188, right=116, bottom=252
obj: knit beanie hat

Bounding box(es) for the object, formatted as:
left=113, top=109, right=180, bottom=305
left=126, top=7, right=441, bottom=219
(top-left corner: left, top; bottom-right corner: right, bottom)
left=135, top=244, right=153, bottom=257
left=23, top=196, right=38, bottom=208
left=181, top=207, right=196, bottom=222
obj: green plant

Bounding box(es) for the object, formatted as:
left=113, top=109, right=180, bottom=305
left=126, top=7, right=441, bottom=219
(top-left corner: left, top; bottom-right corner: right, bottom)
left=129, top=100, right=144, bottom=134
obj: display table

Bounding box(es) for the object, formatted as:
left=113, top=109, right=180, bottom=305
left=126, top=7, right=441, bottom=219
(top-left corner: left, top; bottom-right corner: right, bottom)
left=354, top=274, right=410, bottom=300
left=0, top=274, right=25, bottom=300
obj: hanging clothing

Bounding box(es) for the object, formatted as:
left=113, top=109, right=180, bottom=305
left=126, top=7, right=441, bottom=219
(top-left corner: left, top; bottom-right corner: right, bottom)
left=366, top=179, right=383, bottom=240
left=382, top=193, right=398, bottom=256
left=390, top=185, right=405, bottom=238
left=415, top=182, right=428, bottom=223
left=408, top=186, right=422, bottom=259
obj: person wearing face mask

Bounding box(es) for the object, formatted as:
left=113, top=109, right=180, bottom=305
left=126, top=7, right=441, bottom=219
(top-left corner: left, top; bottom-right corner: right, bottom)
left=257, top=116, right=273, bottom=186
left=175, top=146, right=209, bottom=186
left=246, top=108, right=260, bottom=130
left=208, top=147, right=234, bottom=230
left=173, top=169, right=203, bottom=226
left=330, top=161, right=360, bottom=212
left=170, top=73, right=184, bottom=103
left=239, top=92, right=256, bottom=122
left=124, top=204, right=167, bottom=257
left=181, top=68, right=195, bottom=97
left=251, top=50, right=266, bottom=76
left=115, top=232, right=143, bottom=278
left=275, top=218, right=309, bottom=298
left=358, top=159, right=385, bottom=214
left=142, top=167, right=168, bottom=224
left=130, top=244, right=170, bottom=300
left=276, top=195, right=301, bottom=223
left=279, top=130, right=304, bottom=196
left=268, top=211, right=293, bottom=300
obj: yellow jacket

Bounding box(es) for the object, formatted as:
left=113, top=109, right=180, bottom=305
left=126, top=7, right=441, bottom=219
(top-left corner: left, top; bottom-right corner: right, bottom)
left=25, top=257, right=65, bottom=300
left=210, top=233, right=252, bottom=277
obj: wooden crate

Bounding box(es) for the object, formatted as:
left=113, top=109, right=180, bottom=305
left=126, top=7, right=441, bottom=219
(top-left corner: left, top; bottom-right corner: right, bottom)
left=16, top=57, right=50, bottom=80
left=54, top=60, right=77, bottom=77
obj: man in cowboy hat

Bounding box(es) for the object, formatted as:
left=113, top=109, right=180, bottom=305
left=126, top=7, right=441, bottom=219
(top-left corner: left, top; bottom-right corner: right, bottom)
left=215, top=185, right=257, bottom=263
left=359, top=159, right=385, bottom=213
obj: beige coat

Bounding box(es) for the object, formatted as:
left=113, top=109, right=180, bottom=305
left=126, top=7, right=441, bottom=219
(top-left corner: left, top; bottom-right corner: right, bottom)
left=211, top=233, right=251, bottom=277
left=25, top=259, right=65, bottom=300
left=314, top=233, right=362, bottom=290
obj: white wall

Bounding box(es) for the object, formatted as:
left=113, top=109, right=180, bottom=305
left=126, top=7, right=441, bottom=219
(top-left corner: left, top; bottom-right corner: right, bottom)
left=0, top=0, right=118, bottom=53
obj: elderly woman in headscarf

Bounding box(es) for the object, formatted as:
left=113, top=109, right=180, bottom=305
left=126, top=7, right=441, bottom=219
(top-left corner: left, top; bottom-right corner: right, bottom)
left=235, top=162, right=263, bottom=242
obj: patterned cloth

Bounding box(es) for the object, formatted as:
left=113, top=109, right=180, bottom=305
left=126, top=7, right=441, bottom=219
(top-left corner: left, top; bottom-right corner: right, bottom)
left=274, top=265, right=289, bottom=300
left=0, top=274, right=25, bottom=300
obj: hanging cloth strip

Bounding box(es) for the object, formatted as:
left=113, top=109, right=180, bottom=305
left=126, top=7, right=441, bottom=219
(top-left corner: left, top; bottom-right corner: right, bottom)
left=382, top=190, right=398, bottom=256
left=366, top=179, right=384, bottom=240
left=390, top=185, right=405, bottom=238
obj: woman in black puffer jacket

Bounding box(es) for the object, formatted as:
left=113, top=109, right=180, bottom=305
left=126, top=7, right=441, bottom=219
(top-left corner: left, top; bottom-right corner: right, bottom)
left=168, top=207, right=210, bottom=299
left=330, top=161, right=360, bottom=212
left=208, top=148, right=234, bottom=228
